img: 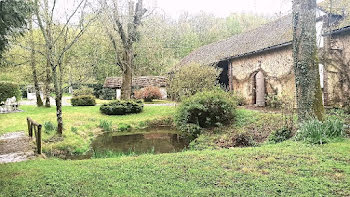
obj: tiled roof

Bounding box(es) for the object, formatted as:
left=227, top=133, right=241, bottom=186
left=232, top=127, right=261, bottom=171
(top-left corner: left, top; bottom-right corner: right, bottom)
left=178, top=14, right=293, bottom=67
left=104, top=76, right=168, bottom=88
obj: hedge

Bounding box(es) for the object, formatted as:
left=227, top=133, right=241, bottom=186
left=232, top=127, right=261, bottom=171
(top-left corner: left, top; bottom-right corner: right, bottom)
left=71, top=95, right=96, bottom=106
left=100, top=100, right=144, bottom=115
left=0, top=81, right=21, bottom=102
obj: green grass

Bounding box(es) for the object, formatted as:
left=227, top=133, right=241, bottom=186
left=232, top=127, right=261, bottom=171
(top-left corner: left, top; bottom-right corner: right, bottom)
left=0, top=105, right=176, bottom=155
left=0, top=140, right=349, bottom=196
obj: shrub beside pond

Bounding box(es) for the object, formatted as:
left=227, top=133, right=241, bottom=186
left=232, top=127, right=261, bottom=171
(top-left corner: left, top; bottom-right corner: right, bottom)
left=100, top=100, right=144, bottom=115
left=175, top=89, right=237, bottom=139
left=71, top=95, right=96, bottom=106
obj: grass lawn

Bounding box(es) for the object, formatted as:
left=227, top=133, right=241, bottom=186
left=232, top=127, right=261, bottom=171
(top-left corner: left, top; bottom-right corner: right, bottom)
left=1, top=140, right=349, bottom=196
left=0, top=105, right=176, bottom=155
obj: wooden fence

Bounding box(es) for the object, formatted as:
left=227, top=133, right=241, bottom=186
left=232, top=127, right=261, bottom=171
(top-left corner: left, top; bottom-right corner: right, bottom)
left=27, top=117, right=42, bottom=154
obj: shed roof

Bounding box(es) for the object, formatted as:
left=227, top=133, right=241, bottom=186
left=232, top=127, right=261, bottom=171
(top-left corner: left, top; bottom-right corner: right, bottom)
left=178, top=14, right=293, bottom=67
left=103, top=76, right=168, bottom=88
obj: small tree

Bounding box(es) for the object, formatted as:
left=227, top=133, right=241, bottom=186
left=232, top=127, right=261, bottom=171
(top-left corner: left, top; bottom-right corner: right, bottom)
left=34, top=0, right=98, bottom=134
left=168, top=63, right=220, bottom=101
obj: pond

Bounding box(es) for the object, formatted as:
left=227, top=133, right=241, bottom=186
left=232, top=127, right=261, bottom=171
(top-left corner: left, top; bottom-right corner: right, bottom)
left=91, top=127, right=189, bottom=157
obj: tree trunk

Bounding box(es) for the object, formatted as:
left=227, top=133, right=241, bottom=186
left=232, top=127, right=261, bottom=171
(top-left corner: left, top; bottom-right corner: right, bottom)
left=52, top=65, right=63, bottom=134
left=293, top=0, right=325, bottom=121
left=121, top=51, right=133, bottom=100
left=55, top=94, right=63, bottom=135
left=29, top=18, right=43, bottom=107
left=44, top=59, right=51, bottom=107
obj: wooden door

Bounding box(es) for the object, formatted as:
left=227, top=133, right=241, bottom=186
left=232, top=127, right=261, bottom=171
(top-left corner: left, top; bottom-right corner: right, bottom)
left=255, top=71, right=265, bottom=107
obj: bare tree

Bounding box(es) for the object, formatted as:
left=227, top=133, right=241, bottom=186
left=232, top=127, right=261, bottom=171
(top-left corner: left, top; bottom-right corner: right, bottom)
left=28, top=14, right=44, bottom=107
left=34, top=0, right=97, bottom=134
left=293, top=0, right=325, bottom=121
left=101, top=0, right=147, bottom=99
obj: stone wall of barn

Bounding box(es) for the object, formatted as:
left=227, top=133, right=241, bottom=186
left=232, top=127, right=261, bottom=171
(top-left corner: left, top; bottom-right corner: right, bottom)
left=321, top=31, right=350, bottom=106
left=230, top=46, right=296, bottom=105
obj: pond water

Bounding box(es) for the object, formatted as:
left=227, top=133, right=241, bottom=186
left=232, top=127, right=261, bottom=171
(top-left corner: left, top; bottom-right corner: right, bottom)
left=91, top=127, right=189, bottom=156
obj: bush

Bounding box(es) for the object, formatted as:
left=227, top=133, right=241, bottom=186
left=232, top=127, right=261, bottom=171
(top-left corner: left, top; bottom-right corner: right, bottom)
left=268, top=127, right=293, bottom=143
left=101, top=88, right=116, bottom=100
left=71, top=95, right=96, bottom=106
left=44, top=121, right=56, bottom=134
left=134, top=86, right=162, bottom=102
left=175, top=89, right=237, bottom=139
left=296, top=118, right=345, bottom=144
left=0, top=81, right=20, bottom=102
left=73, top=86, right=94, bottom=97
left=266, top=94, right=283, bottom=109
left=100, top=100, right=143, bottom=115
left=118, top=123, right=131, bottom=132
left=99, top=120, right=112, bottom=132
left=20, top=85, right=27, bottom=99
left=232, top=132, right=256, bottom=147
left=91, top=84, right=104, bottom=98
left=232, top=92, right=246, bottom=106
left=168, top=63, right=220, bottom=101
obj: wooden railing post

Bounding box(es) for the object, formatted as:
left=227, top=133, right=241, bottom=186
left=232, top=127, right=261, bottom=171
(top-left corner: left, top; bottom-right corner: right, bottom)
left=26, top=117, right=42, bottom=154
left=27, top=117, right=33, bottom=137
left=37, top=125, right=42, bottom=154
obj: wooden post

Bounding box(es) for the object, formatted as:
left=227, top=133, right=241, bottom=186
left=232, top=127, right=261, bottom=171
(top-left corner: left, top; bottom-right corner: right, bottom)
left=27, top=118, right=33, bottom=137
left=26, top=117, right=42, bottom=154
left=37, top=125, right=42, bottom=154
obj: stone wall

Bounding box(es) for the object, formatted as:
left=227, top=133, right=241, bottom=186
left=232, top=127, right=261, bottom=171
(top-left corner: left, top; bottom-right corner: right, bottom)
left=230, top=45, right=295, bottom=105
left=322, top=31, right=350, bottom=106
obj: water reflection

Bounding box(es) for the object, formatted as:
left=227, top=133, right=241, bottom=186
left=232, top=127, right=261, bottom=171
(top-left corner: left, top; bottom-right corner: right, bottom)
left=92, top=128, right=188, bottom=155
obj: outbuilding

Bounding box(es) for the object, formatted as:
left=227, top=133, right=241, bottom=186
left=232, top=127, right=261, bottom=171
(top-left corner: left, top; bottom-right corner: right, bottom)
left=103, top=76, right=168, bottom=100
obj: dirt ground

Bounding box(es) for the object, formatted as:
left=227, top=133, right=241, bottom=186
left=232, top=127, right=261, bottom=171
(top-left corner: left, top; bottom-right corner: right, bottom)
left=0, top=132, right=35, bottom=164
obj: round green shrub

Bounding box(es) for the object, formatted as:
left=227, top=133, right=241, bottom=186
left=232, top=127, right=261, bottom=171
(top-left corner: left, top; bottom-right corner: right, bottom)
left=100, top=100, right=143, bottom=115
left=0, top=81, right=21, bottom=102
left=175, top=89, right=237, bottom=139
left=71, top=95, right=96, bottom=106
left=73, top=86, right=94, bottom=97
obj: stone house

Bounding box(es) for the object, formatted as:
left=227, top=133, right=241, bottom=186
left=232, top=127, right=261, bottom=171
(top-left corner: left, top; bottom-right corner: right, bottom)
left=103, top=76, right=168, bottom=100
left=178, top=5, right=350, bottom=107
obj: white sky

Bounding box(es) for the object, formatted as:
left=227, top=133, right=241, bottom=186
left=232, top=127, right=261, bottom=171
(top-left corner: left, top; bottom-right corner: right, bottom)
left=55, top=0, right=326, bottom=21
left=153, top=0, right=293, bottom=18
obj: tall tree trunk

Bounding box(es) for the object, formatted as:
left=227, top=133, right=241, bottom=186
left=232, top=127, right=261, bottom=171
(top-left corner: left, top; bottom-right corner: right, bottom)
left=29, top=18, right=43, bottom=107
left=293, top=0, right=325, bottom=121
left=121, top=50, right=133, bottom=100
left=44, top=61, right=51, bottom=107
left=52, top=65, right=63, bottom=134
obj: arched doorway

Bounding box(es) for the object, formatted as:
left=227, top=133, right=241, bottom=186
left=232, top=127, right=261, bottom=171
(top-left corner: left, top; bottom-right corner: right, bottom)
left=255, top=71, right=265, bottom=107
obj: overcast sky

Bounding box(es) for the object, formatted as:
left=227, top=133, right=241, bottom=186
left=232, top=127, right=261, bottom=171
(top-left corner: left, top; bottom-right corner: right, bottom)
left=55, top=0, right=326, bottom=21
left=153, top=0, right=293, bottom=18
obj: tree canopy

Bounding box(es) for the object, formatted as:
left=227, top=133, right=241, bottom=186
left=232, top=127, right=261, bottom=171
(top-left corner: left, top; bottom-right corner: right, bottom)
left=0, top=0, right=31, bottom=58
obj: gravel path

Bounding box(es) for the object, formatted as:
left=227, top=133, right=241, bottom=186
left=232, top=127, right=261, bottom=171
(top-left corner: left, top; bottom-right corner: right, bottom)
left=19, top=96, right=72, bottom=106
left=0, top=132, right=35, bottom=164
